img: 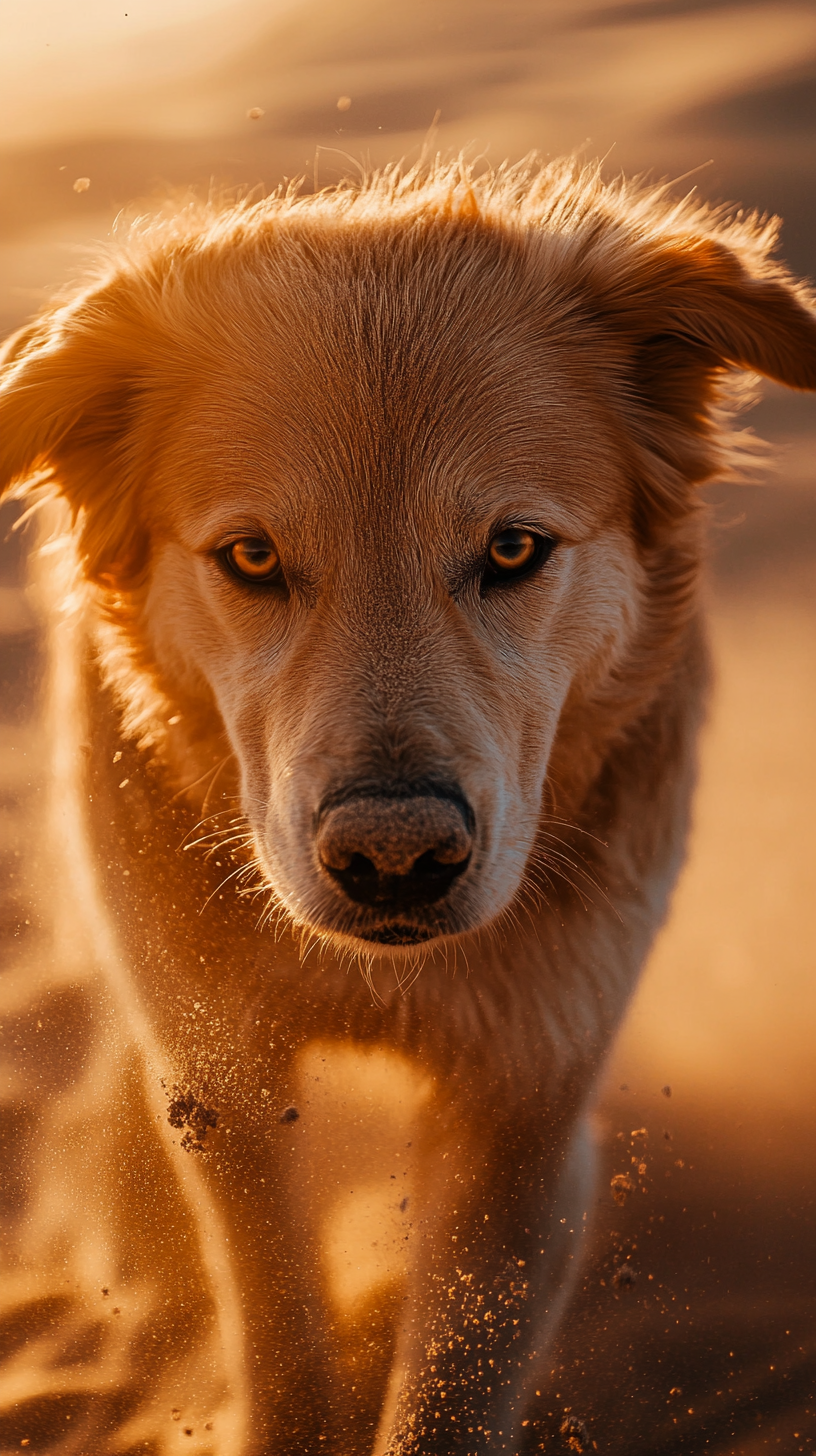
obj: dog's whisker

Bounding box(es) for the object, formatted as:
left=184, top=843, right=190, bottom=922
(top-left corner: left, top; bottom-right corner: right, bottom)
left=538, top=816, right=609, bottom=851
left=200, top=754, right=233, bottom=817
left=168, top=754, right=234, bottom=807
left=178, top=804, right=244, bottom=851
left=197, top=859, right=259, bottom=914
left=524, top=831, right=611, bottom=908
left=525, top=860, right=594, bottom=913
left=360, top=954, right=386, bottom=1006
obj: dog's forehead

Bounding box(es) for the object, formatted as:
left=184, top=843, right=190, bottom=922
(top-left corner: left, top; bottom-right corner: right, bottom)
left=160, top=224, right=625, bottom=540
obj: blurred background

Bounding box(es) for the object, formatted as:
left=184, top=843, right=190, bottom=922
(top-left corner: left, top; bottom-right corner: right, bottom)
left=1, top=1, right=814, bottom=1451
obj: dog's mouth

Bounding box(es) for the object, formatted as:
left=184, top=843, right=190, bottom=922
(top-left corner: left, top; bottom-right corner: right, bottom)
left=352, top=922, right=439, bottom=946
left=307, top=864, right=477, bottom=950
left=307, top=897, right=477, bottom=950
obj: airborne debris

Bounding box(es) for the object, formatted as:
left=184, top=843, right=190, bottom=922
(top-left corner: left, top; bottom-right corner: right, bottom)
left=279, top=1105, right=300, bottom=1124
left=73, top=177, right=90, bottom=193
left=336, top=96, right=351, bottom=111
left=612, top=1263, right=637, bottom=1290
left=560, top=1412, right=591, bottom=1451
left=610, top=1172, right=634, bottom=1205
left=661, top=1085, right=672, bottom=1098
left=167, top=1088, right=219, bottom=1150
left=247, top=107, right=265, bottom=120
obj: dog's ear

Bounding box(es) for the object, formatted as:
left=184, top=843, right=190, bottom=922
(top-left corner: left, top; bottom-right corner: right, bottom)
left=0, top=278, right=157, bottom=588
left=590, top=235, right=816, bottom=530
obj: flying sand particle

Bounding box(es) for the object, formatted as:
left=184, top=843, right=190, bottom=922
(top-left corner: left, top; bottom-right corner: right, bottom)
left=610, top=1173, right=634, bottom=1206
left=612, top=1263, right=637, bottom=1290
left=560, top=1412, right=590, bottom=1451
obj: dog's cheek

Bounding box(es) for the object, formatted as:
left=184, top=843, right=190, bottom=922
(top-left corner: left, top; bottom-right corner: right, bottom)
left=482, top=536, right=642, bottom=837
left=228, top=689, right=316, bottom=892
left=549, top=534, right=644, bottom=691
left=472, top=563, right=580, bottom=804
left=139, top=554, right=285, bottom=782
left=143, top=560, right=216, bottom=689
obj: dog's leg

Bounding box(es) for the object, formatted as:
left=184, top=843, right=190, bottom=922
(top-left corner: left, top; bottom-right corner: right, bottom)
left=376, top=1099, right=595, bottom=1455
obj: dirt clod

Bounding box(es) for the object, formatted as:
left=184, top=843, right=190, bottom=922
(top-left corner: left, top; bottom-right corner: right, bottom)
left=610, top=1173, right=634, bottom=1206
left=167, top=1088, right=219, bottom=1151
left=279, top=1105, right=300, bottom=1124
left=612, top=1263, right=637, bottom=1290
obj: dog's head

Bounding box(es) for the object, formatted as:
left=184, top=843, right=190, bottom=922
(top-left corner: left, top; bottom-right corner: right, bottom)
left=2, top=164, right=815, bottom=951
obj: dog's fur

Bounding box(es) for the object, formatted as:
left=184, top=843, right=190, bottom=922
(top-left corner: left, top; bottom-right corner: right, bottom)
left=1, top=157, right=815, bottom=1455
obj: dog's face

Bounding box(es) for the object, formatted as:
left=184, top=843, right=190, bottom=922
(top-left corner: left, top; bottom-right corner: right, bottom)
left=141, top=247, right=641, bottom=947
left=2, top=177, right=814, bottom=952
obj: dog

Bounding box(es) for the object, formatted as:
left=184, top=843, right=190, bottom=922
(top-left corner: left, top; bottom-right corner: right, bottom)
left=1, top=157, right=814, bottom=1455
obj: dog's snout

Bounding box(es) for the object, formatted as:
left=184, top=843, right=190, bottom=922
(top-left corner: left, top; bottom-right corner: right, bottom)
left=317, top=792, right=473, bottom=909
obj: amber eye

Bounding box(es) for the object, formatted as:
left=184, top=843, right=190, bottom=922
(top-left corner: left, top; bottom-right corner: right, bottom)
left=224, top=537, right=281, bottom=583
left=485, top=527, right=553, bottom=581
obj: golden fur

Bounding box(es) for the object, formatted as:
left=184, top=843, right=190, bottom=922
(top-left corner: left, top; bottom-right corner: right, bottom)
left=1, top=156, right=815, bottom=1454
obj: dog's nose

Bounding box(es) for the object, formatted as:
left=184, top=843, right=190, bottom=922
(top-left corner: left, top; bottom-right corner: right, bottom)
left=317, top=791, right=473, bottom=909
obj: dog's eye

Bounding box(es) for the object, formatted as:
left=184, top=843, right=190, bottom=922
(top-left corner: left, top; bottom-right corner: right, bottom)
left=224, top=537, right=281, bottom=583
left=485, top=528, right=555, bottom=583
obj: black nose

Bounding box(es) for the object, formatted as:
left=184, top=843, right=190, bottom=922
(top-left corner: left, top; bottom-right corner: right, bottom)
left=316, top=790, right=473, bottom=909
